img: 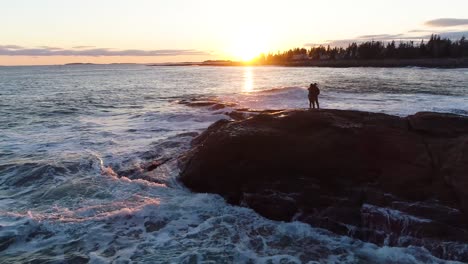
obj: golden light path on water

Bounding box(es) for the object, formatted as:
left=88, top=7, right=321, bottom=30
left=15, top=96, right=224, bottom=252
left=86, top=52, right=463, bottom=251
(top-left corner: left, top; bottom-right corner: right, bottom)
left=243, top=66, right=254, bottom=93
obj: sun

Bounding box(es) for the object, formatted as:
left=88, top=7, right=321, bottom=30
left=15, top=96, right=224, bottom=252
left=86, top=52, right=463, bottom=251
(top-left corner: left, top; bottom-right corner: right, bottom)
left=228, top=29, right=270, bottom=62
left=234, top=42, right=263, bottom=62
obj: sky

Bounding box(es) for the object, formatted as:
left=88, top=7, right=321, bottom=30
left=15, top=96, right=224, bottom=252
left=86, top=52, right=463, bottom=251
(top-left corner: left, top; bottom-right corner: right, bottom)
left=1, top=0, right=468, bottom=65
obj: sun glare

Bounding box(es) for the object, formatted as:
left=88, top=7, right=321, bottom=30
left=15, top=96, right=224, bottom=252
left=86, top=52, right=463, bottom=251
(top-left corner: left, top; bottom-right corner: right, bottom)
left=228, top=28, right=270, bottom=62
left=235, top=43, right=263, bottom=62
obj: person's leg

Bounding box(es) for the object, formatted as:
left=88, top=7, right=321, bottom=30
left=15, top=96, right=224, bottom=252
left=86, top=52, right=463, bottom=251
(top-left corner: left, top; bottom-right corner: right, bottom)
left=316, top=98, right=320, bottom=109
left=309, top=100, right=311, bottom=109
left=312, top=100, right=316, bottom=109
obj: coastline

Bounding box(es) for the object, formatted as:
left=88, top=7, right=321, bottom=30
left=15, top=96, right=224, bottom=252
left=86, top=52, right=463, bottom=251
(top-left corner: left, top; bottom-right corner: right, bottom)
left=4, top=58, right=468, bottom=68
left=280, top=57, right=468, bottom=68
left=148, top=58, right=468, bottom=68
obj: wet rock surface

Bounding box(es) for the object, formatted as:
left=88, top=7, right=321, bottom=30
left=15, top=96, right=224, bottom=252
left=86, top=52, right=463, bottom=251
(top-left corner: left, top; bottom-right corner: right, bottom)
left=179, top=109, right=468, bottom=261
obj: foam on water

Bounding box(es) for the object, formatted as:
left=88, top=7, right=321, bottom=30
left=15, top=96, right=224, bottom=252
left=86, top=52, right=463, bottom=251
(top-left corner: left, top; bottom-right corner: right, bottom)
left=1, top=65, right=468, bottom=263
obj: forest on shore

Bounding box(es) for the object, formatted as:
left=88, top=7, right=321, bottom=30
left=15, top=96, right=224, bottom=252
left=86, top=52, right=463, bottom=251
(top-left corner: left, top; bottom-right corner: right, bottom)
left=253, top=34, right=468, bottom=65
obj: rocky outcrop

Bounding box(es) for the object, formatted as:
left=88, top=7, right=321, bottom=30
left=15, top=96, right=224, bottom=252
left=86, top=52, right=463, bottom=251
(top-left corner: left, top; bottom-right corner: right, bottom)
left=179, top=109, right=468, bottom=261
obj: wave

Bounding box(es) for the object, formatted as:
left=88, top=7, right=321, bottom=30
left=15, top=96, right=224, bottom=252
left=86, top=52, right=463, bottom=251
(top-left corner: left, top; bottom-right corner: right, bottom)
left=0, top=160, right=92, bottom=187
left=2, top=66, right=468, bottom=263
left=1, top=193, right=460, bottom=263
left=253, top=86, right=306, bottom=94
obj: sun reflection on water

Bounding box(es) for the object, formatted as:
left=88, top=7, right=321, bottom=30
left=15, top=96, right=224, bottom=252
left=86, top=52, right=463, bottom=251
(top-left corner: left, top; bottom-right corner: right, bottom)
left=243, top=66, right=254, bottom=93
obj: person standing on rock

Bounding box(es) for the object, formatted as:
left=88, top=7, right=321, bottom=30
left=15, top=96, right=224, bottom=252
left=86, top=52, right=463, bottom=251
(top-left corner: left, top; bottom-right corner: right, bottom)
left=308, top=83, right=320, bottom=109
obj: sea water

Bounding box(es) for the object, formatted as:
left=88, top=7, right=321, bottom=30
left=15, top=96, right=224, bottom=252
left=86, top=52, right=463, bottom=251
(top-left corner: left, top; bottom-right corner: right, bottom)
left=1, top=65, right=467, bottom=263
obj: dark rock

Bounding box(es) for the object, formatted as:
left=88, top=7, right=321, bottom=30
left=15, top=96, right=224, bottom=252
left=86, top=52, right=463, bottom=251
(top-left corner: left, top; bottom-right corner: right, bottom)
left=242, top=192, right=298, bottom=221
left=209, top=103, right=226, bottom=110
left=179, top=98, right=237, bottom=109
left=179, top=109, right=468, bottom=262
left=226, top=111, right=248, bottom=121
left=146, top=158, right=170, bottom=172
left=65, top=255, right=89, bottom=264
left=144, top=220, right=167, bottom=232
left=0, top=235, right=15, bottom=251
left=102, top=246, right=116, bottom=257
left=183, top=101, right=218, bottom=107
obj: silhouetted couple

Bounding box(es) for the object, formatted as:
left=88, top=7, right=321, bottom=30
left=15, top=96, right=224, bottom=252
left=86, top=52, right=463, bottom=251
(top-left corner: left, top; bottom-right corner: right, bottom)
left=308, top=83, right=320, bottom=109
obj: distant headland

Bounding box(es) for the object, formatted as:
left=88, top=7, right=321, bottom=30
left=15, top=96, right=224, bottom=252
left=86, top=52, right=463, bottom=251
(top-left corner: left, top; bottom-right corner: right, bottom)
left=64, top=63, right=138, bottom=66
left=147, top=60, right=244, bottom=67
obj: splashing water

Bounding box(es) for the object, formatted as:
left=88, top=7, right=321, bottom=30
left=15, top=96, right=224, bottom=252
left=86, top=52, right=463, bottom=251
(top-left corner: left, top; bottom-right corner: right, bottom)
left=1, top=65, right=467, bottom=263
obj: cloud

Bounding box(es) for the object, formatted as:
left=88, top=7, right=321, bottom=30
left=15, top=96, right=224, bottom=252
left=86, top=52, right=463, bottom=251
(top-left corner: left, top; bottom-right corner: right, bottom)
left=306, top=34, right=424, bottom=47
left=357, top=34, right=404, bottom=39
left=305, top=40, right=355, bottom=47
left=37, top=46, right=63, bottom=50
left=425, top=18, right=468, bottom=27
left=72, top=46, right=96, bottom=49
left=307, top=30, right=468, bottom=47
left=304, top=43, right=324, bottom=47
left=0, top=45, right=211, bottom=57
left=305, top=18, right=468, bottom=47
left=0, top=45, right=24, bottom=49
left=408, top=29, right=435, bottom=33
left=437, top=31, right=468, bottom=39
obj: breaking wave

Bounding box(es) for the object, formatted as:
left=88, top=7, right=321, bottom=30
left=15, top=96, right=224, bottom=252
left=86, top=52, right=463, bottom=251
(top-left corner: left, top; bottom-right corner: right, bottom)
left=1, top=65, right=468, bottom=263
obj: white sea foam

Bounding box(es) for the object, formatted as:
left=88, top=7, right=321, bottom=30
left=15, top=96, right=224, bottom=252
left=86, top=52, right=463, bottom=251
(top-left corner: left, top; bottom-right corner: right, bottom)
left=1, top=65, right=467, bottom=263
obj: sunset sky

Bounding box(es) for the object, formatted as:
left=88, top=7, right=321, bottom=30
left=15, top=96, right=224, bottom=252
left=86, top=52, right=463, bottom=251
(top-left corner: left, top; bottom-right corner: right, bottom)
left=1, top=0, right=468, bottom=65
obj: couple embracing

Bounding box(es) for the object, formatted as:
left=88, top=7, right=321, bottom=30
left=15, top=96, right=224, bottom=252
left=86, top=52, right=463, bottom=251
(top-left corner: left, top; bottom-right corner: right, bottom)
left=308, top=83, right=320, bottom=109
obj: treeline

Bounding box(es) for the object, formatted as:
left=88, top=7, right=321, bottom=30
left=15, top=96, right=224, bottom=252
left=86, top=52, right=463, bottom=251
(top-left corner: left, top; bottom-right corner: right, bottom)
left=255, top=35, right=468, bottom=64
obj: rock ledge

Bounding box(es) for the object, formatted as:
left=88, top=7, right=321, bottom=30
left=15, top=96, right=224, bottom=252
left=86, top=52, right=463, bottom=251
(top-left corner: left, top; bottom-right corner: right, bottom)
left=179, top=109, right=468, bottom=261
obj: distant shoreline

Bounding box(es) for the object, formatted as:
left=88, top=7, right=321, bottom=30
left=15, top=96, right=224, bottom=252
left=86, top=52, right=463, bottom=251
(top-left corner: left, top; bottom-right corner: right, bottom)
left=280, top=58, right=468, bottom=68
left=148, top=58, right=468, bottom=68
left=2, top=58, right=467, bottom=68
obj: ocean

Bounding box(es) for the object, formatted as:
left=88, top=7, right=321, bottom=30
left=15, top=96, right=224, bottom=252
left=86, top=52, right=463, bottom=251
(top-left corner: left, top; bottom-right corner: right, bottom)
left=1, top=64, right=467, bottom=263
